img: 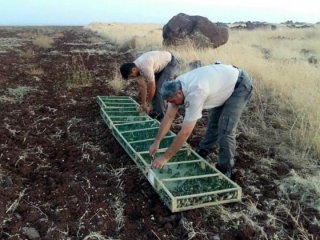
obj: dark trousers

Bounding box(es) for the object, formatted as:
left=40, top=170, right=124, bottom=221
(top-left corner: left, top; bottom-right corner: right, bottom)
left=198, top=70, right=253, bottom=170
left=152, top=55, right=179, bottom=120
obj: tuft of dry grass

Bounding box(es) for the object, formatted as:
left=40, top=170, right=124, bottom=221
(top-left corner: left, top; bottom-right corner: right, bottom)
left=274, top=203, right=314, bottom=239
left=83, top=232, right=117, bottom=240
left=32, top=35, right=54, bottom=48
left=108, top=78, right=124, bottom=94
left=279, top=170, right=320, bottom=211
left=6, top=188, right=27, bottom=214
left=0, top=86, right=37, bottom=104
left=65, top=55, right=93, bottom=88
left=26, top=66, right=45, bottom=76
left=106, top=63, right=124, bottom=93
left=104, top=166, right=126, bottom=232
left=20, top=49, right=35, bottom=59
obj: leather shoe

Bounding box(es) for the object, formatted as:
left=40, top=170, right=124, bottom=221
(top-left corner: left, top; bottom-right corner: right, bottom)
left=196, top=148, right=210, bottom=159
left=215, top=163, right=232, bottom=179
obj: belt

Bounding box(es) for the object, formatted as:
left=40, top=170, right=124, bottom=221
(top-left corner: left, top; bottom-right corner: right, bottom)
left=235, top=70, right=243, bottom=89
left=170, top=54, right=175, bottom=63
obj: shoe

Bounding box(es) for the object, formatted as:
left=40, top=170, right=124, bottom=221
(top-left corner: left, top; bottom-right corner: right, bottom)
left=149, top=112, right=163, bottom=121
left=215, top=163, right=232, bottom=178
left=155, top=114, right=164, bottom=121
left=196, top=148, right=210, bottom=159
left=149, top=111, right=157, bottom=118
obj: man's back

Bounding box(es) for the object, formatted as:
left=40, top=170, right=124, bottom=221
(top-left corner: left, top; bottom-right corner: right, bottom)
left=178, top=63, right=240, bottom=122
left=134, top=51, right=171, bottom=81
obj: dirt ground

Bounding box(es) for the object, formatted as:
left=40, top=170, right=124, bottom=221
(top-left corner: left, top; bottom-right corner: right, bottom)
left=0, top=27, right=319, bottom=240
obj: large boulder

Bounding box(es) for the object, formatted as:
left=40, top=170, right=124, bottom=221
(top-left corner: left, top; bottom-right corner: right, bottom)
left=163, top=13, right=228, bottom=48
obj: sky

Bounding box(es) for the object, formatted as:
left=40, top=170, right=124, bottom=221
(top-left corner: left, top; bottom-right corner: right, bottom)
left=1, top=0, right=319, bottom=26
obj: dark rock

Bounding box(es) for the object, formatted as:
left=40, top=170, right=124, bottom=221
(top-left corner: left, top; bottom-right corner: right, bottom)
left=308, top=56, right=318, bottom=65
left=162, top=13, right=228, bottom=48
left=284, top=21, right=314, bottom=28
left=189, top=60, right=202, bottom=69
left=230, top=21, right=277, bottom=30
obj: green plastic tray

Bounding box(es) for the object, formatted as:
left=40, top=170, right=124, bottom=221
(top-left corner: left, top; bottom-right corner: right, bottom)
left=97, top=96, right=242, bottom=212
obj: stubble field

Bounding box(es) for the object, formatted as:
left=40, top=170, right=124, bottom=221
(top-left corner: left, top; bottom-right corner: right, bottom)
left=0, top=26, right=319, bottom=239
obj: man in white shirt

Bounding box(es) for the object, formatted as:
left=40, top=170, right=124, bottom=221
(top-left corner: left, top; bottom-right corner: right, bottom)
left=120, top=50, right=179, bottom=120
left=149, top=62, right=253, bottom=178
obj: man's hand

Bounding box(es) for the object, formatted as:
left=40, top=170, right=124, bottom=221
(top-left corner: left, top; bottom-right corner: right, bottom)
left=151, top=155, right=170, bottom=169
left=139, top=104, right=151, bottom=114
left=149, top=142, right=159, bottom=158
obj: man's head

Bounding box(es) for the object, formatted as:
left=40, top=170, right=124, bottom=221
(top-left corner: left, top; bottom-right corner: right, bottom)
left=160, top=80, right=184, bottom=105
left=120, top=63, right=139, bottom=79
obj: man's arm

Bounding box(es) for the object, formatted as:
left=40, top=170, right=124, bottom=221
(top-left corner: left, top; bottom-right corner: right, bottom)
left=149, top=103, right=178, bottom=156
left=138, top=77, right=156, bottom=113
left=137, top=77, right=148, bottom=106
left=152, top=120, right=197, bottom=169
left=163, top=120, right=196, bottom=159
left=147, top=80, right=156, bottom=102
left=154, top=103, right=178, bottom=141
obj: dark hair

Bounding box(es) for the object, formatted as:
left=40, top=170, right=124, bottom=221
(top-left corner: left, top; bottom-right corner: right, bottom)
left=120, top=63, right=136, bottom=79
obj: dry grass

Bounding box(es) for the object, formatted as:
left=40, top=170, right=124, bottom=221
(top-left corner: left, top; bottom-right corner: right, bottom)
left=32, top=35, right=54, bottom=49
left=0, top=86, right=37, bottom=104
left=273, top=203, right=314, bottom=239
left=106, top=63, right=124, bottom=93
left=20, top=49, right=35, bottom=59
left=86, top=22, right=162, bottom=50
left=83, top=232, right=116, bottom=240
left=166, top=39, right=218, bottom=73
left=108, top=167, right=126, bottom=232
left=279, top=170, right=320, bottom=211
left=65, top=55, right=93, bottom=88
left=6, top=188, right=27, bottom=214
left=26, top=66, right=45, bottom=76
left=222, top=28, right=320, bottom=160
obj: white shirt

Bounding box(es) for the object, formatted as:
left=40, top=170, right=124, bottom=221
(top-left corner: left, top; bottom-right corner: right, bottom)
left=133, top=51, right=172, bottom=82
left=178, top=64, right=239, bottom=122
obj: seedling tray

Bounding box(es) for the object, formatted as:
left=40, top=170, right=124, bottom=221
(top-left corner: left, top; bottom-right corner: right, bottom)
left=97, top=96, right=241, bottom=212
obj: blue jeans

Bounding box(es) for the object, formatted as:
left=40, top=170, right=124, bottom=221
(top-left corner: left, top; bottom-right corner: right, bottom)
left=152, top=55, right=179, bottom=119
left=198, top=70, right=253, bottom=171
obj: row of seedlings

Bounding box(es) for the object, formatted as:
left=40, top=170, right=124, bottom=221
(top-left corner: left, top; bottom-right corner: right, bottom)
left=97, top=96, right=242, bottom=212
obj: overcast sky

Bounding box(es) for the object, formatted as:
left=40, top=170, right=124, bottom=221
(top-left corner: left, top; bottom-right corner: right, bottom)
left=1, top=0, right=319, bottom=26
